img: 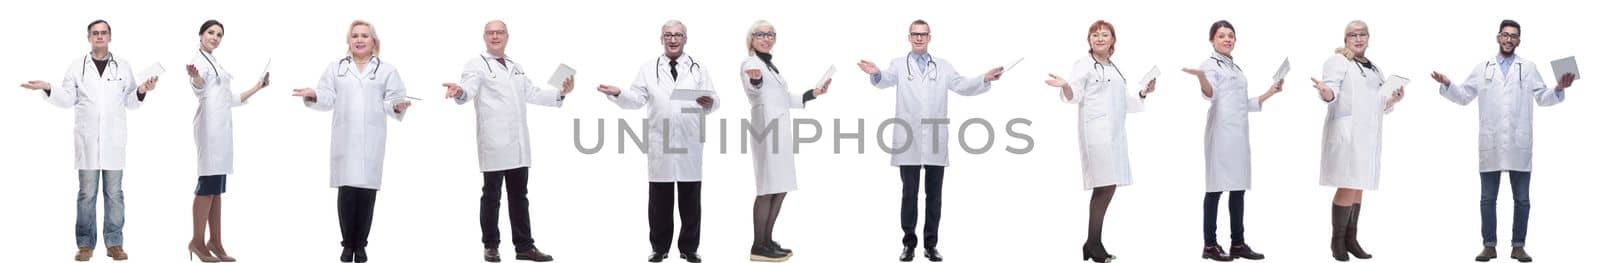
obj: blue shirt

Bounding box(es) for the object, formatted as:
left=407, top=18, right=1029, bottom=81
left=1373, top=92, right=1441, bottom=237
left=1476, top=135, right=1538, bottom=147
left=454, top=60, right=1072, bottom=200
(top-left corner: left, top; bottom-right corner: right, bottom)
left=1497, top=54, right=1515, bottom=77
left=872, top=52, right=933, bottom=84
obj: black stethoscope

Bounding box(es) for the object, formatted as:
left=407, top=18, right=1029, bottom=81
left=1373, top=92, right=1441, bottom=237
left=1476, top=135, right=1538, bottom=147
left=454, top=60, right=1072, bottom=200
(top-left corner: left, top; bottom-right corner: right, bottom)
left=1485, top=60, right=1525, bottom=84
left=336, top=56, right=382, bottom=80
left=905, top=55, right=938, bottom=81
left=1209, top=56, right=1242, bottom=72
left=1091, top=61, right=1125, bottom=84
left=479, top=55, right=525, bottom=79
left=80, top=53, right=123, bottom=83
left=655, top=55, right=701, bottom=82
left=198, top=49, right=221, bottom=83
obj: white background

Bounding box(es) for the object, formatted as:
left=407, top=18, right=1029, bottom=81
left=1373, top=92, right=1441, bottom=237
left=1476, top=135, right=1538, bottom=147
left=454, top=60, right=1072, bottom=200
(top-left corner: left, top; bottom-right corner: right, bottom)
left=2, top=0, right=1596, bottom=262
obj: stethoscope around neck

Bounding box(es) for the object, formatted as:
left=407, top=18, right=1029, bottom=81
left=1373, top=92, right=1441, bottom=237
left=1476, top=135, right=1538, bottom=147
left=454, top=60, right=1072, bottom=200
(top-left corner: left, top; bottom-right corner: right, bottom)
left=1091, top=61, right=1125, bottom=83
left=337, top=56, right=382, bottom=80
left=479, top=55, right=524, bottom=79
left=1484, top=60, right=1525, bottom=84
left=655, top=55, right=701, bottom=83
left=81, top=53, right=123, bottom=83
left=905, top=55, right=939, bottom=81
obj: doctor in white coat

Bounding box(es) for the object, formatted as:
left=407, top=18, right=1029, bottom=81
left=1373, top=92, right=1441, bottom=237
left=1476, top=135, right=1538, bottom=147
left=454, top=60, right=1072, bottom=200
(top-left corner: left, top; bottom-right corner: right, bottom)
left=290, top=20, right=411, bottom=263
left=442, top=20, right=567, bottom=263
left=184, top=19, right=269, bottom=263
left=856, top=19, right=1002, bottom=263
left=1429, top=20, right=1574, bottom=263
left=18, top=19, right=157, bottom=262
left=594, top=20, right=719, bottom=263
left=1044, top=20, right=1156, bottom=263
left=1179, top=20, right=1278, bottom=262
left=1309, top=20, right=1404, bottom=262
left=739, top=20, right=831, bottom=262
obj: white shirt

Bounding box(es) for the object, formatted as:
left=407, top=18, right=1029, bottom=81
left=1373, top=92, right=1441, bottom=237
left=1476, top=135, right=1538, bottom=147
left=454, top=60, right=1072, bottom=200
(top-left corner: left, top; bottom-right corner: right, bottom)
left=1199, top=52, right=1262, bottom=192
left=867, top=52, right=992, bottom=167
left=43, top=53, right=143, bottom=170
left=1062, top=56, right=1144, bottom=190
left=305, top=55, right=407, bottom=190
left=1438, top=54, right=1565, bottom=172
left=608, top=54, right=719, bottom=182
left=191, top=50, right=247, bottom=176
left=453, top=51, right=565, bottom=172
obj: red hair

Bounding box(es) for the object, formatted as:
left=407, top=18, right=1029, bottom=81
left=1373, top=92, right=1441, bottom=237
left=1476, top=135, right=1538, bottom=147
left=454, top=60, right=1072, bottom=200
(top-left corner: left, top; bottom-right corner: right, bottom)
left=1086, top=20, right=1117, bottom=56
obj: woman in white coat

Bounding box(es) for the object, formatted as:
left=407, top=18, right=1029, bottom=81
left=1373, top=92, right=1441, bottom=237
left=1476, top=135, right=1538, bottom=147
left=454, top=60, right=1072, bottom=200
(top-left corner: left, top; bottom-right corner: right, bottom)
left=594, top=20, right=719, bottom=263
left=1043, top=20, right=1156, bottom=263
left=291, top=20, right=411, bottom=263
left=184, top=19, right=269, bottom=263
left=1308, top=20, right=1405, bottom=262
left=1179, top=20, right=1279, bottom=262
left=739, top=20, right=831, bottom=262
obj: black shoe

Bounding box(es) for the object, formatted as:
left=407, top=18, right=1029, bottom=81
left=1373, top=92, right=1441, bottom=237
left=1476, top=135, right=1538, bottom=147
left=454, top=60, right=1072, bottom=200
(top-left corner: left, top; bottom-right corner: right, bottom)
left=516, top=248, right=554, bottom=262
left=1510, top=247, right=1532, bottom=262
left=679, top=252, right=702, bottom=263
left=768, top=240, right=793, bottom=254
left=1230, top=244, right=1264, bottom=260
left=1345, top=204, right=1372, bottom=260
left=750, top=243, right=790, bottom=262
left=485, top=248, right=502, bottom=262
left=899, top=247, right=914, bottom=262
left=924, top=247, right=943, bottom=262
left=646, top=252, right=668, bottom=262
left=1082, top=242, right=1116, bottom=262
left=353, top=248, right=368, bottom=263
left=1202, top=245, right=1233, bottom=262
left=340, top=247, right=355, bottom=263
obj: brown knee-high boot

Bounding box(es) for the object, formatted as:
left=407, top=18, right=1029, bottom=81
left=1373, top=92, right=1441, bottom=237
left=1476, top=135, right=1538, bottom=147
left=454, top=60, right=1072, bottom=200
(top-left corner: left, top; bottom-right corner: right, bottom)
left=1331, top=205, right=1352, bottom=261
left=1346, top=204, right=1372, bottom=259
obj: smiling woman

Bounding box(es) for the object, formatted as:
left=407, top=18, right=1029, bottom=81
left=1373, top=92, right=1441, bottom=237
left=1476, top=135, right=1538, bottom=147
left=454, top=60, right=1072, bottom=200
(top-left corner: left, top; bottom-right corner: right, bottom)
left=184, top=18, right=271, bottom=263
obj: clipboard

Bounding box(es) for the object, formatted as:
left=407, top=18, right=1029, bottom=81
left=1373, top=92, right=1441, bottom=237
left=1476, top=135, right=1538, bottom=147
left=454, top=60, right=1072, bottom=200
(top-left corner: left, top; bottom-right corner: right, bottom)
left=547, top=64, right=576, bottom=88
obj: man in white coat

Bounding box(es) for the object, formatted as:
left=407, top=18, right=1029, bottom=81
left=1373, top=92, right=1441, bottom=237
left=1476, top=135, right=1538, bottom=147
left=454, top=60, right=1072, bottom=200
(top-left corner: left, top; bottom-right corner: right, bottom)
left=443, top=20, right=569, bottom=263
left=1430, top=20, right=1574, bottom=263
left=856, top=19, right=1003, bottom=262
left=19, top=19, right=158, bottom=262
left=595, top=20, right=719, bottom=263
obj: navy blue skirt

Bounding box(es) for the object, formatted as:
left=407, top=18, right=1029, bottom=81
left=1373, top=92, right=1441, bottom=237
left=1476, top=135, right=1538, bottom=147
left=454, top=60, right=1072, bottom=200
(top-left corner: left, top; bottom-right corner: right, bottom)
left=195, top=174, right=227, bottom=195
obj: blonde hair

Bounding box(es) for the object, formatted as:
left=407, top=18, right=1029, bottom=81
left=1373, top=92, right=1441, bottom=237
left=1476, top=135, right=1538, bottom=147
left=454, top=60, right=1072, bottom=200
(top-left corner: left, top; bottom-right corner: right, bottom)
left=347, top=20, right=381, bottom=56
left=745, top=20, right=774, bottom=55
left=1335, top=20, right=1368, bottom=59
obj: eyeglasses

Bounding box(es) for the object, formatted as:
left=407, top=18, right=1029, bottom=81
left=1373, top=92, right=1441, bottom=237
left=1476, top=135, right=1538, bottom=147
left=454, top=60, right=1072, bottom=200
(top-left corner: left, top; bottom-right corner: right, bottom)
left=1346, top=32, right=1370, bottom=39
left=661, top=33, right=686, bottom=40
left=1498, top=32, right=1521, bottom=39
left=90, top=30, right=110, bottom=37
left=751, top=32, right=776, bottom=39
left=485, top=30, right=508, bottom=37
left=909, top=32, right=930, bottom=38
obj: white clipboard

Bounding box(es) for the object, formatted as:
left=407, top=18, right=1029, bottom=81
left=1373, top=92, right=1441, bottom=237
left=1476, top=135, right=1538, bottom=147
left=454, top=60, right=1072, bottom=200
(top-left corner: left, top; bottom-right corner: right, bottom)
left=136, top=63, right=164, bottom=83
left=670, top=88, right=715, bottom=101
left=1551, top=56, right=1580, bottom=80
left=1385, top=75, right=1410, bottom=90
left=816, top=65, right=836, bottom=88
left=1001, top=57, right=1024, bottom=75
left=1138, top=66, right=1160, bottom=88
left=547, top=64, right=576, bottom=88
left=1272, top=58, right=1291, bottom=83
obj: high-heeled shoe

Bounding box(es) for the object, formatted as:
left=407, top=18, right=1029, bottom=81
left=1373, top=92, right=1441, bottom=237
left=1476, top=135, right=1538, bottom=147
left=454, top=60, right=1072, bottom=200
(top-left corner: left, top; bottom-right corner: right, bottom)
left=1082, top=242, right=1115, bottom=263
left=207, top=242, right=236, bottom=262
left=188, top=243, right=220, bottom=262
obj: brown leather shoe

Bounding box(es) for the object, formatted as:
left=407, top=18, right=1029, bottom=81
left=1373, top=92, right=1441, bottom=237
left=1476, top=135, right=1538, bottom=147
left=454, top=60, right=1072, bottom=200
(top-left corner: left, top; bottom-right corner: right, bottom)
left=74, top=247, right=93, bottom=261
left=106, top=246, right=129, bottom=261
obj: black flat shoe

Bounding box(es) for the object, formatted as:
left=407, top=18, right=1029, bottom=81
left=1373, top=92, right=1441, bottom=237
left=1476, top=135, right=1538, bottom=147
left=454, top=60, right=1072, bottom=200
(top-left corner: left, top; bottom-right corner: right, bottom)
left=484, top=248, right=502, bottom=262
left=353, top=248, right=368, bottom=263
left=750, top=243, right=790, bottom=262
left=768, top=240, right=792, bottom=254
left=646, top=252, right=668, bottom=262
left=516, top=248, right=554, bottom=262
left=1202, top=245, right=1233, bottom=262
left=1230, top=244, right=1265, bottom=260
left=899, top=247, right=914, bottom=262
left=924, top=247, right=943, bottom=262
left=679, top=252, right=702, bottom=263
left=340, top=247, right=354, bottom=263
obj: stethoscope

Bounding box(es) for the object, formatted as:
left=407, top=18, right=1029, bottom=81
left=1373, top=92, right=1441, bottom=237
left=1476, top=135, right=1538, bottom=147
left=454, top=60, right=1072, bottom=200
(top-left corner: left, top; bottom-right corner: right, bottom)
left=655, top=55, right=701, bottom=82
left=80, top=53, right=123, bottom=83
left=336, top=56, right=382, bottom=80
left=1484, top=60, right=1525, bottom=84
left=1209, top=56, right=1242, bottom=72
left=1091, top=61, right=1125, bottom=84
left=198, top=49, right=221, bottom=83
left=905, top=55, right=939, bottom=81
left=479, top=55, right=525, bottom=79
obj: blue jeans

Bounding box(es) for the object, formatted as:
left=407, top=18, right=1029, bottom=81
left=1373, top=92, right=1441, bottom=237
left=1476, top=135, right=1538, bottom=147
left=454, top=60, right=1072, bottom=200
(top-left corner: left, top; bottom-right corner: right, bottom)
left=1480, top=170, right=1530, bottom=247
left=76, top=169, right=125, bottom=248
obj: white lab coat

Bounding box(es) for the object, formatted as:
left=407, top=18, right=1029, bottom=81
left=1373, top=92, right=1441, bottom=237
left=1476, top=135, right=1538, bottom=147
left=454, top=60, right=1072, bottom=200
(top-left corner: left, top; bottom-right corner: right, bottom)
left=608, top=54, right=720, bottom=182
left=868, top=53, right=992, bottom=166
left=191, top=50, right=247, bottom=176
left=43, top=53, right=143, bottom=170
left=1062, top=56, right=1144, bottom=190
left=1438, top=55, right=1565, bottom=172
left=1318, top=54, right=1396, bottom=190
left=1199, top=52, right=1263, bottom=192
left=453, top=52, right=565, bottom=172
left=304, top=56, right=407, bottom=190
left=741, top=55, right=807, bottom=195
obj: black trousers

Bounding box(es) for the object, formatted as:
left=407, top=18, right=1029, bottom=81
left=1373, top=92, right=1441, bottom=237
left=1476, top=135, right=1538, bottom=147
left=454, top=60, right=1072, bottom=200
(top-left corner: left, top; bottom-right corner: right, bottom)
left=482, top=167, right=536, bottom=252
left=900, top=165, right=945, bottom=249
left=648, top=182, right=701, bottom=254
left=338, top=186, right=379, bottom=249
left=1203, top=190, right=1246, bottom=246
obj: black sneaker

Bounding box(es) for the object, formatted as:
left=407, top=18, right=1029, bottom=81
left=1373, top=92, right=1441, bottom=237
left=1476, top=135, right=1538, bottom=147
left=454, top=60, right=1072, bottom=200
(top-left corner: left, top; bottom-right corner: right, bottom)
left=750, top=243, right=790, bottom=262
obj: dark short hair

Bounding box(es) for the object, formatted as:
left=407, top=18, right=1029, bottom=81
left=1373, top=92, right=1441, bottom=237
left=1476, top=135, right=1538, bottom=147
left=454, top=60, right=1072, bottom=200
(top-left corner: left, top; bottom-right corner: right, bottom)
left=1209, top=20, right=1235, bottom=40
left=199, top=20, right=224, bottom=36
left=1499, top=19, right=1521, bottom=33
left=87, top=20, right=110, bottom=34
